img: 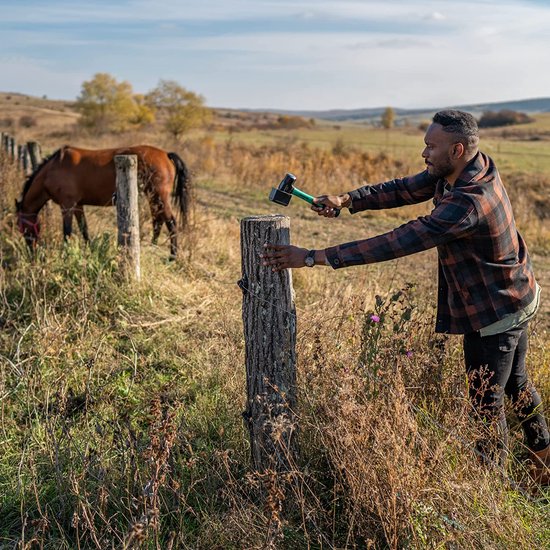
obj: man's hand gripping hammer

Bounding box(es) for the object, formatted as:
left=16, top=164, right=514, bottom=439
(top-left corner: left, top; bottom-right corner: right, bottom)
left=269, top=173, right=341, bottom=217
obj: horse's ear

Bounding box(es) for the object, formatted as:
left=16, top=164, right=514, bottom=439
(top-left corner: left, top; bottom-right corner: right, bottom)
left=15, top=199, right=21, bottom=211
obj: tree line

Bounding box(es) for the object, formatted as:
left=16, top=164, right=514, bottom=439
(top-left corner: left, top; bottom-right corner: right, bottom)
left=380, top=107, right=534, bottom=130
left=76, top=74, right=534, bottom=137
left=75, top=73, right=211, bottom=138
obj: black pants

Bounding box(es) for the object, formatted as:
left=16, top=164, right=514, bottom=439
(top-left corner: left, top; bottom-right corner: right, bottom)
left=463, top=322, right=550, bottom=463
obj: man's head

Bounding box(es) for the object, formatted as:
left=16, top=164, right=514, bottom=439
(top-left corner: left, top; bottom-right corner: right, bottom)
left=422, top=110, right=479, bottom=182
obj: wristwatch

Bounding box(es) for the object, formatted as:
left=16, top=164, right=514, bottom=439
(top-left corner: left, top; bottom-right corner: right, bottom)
left=304, top=249, right=316, bottom=267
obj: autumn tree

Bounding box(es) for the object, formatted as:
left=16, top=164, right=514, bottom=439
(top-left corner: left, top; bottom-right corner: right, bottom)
left=132, top=94, right=156, bottom=127
left=381, top=107, right=395, bottom=129
left=146, top=80, right=211, bottom=139
left=75, top=73, right=154, bottom=132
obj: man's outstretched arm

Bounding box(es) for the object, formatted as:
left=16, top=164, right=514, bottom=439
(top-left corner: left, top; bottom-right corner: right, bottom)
left=263, top=193, right=478, bottom=271
left=311, top=170, right=438, bottom=218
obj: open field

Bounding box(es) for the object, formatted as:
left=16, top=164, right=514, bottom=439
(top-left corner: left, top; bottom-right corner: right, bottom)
left=0, top=96, right=549, bottom=548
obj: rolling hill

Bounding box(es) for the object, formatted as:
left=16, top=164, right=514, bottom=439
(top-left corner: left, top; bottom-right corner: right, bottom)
left=243, top=96, right=550, bottom=123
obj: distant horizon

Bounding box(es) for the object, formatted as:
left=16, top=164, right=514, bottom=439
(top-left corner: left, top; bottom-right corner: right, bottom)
left=230, top=95, right=550, bottom=114
left=3, top=89, right=550, bottom=116
left=2, top=1, right=550, bottom=111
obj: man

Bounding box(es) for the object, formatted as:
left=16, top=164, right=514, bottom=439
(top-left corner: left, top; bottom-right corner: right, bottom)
left=262, top=110, right=549, bottom=483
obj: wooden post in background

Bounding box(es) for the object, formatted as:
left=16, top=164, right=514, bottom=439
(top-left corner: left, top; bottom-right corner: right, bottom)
left=21, top=145, right=32, bottom=175
left=27, top=141, right=42, bottom=171
left=17, top=144, right=23, bottom=168
left=8, top=136, right=15, bottom=160
left=115, top=155, right=141, bottom=281
left=17, top=144, right=31, bottom=174
left=2, top=133, right=10, bottom=155
left=240, top=215, right=298, bottom=474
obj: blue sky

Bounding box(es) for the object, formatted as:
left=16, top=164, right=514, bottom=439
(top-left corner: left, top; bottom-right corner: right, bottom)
left=1, top=0, right=549, bottom=110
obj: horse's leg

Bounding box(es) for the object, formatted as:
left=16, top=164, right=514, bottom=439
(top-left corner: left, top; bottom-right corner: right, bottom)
left=152, top=216, right=163, bottom=245
left=74, top=206, right=90, bottom=242
left=149, top=165, right=177, bottom=259
left=61, top=207, right=74, bottom=241
left=145, top=188, right=163, bottom=246
left=166, top=216, right=177, bottom=260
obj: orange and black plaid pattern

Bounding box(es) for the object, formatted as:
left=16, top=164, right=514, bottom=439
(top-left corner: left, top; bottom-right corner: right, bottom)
left=325, top=152, right=537, bottom=334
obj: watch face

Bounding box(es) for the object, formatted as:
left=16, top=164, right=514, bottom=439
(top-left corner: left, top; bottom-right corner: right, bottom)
left=305, top=252, right=315, bottom=267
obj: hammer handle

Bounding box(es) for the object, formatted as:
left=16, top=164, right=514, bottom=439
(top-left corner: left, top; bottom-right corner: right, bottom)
left=292, top=188, right=341, bottom=217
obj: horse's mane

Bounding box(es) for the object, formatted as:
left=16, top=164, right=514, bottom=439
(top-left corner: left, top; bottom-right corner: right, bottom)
left=20, top=148, right=62, bottom=200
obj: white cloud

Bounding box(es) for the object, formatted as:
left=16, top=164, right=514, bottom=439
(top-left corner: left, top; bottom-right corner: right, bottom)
left=0, top=55, right=86, bottom=99
left=426, top=11, right=446, bottom=20
left=1, top=0, right=550, bottom=109
left=0, top=0, right=505, bottom=24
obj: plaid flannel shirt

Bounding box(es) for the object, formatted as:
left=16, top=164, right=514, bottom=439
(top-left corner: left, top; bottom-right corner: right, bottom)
left=325, top=152, right=537, bottom=334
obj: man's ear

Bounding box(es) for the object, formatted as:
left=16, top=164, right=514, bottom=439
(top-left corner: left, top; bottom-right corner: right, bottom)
left=451, top=142, right=465, bottom=160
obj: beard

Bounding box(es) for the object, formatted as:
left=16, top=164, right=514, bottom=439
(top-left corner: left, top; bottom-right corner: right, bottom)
left=428, top=155, right=454, bottom=179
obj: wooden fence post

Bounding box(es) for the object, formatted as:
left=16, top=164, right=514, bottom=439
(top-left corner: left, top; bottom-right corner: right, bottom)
left=27, top=141, right=42, bottom=171
left=17, top=144, right=29, bottom=173
left=2, top=133, right=10, bottom=155
left=115, top=155, right=141, bottom=281
left=240, top=214, right=298, bottom=474
left=21, top=144, right=32, bottom=175
left=8, top=136, right=15, bottom=160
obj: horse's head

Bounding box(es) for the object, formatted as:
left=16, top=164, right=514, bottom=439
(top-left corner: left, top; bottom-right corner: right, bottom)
left=15, top=199, right=41, bottom=244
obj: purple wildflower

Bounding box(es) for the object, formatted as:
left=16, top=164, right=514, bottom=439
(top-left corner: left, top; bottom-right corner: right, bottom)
left=370, top=314, right=380, bottom=323
left=406, top=350, right=413, bottom=358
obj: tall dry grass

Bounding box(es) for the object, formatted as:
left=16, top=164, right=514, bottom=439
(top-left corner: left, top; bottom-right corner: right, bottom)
left=0, top=130, right=549, bottom=549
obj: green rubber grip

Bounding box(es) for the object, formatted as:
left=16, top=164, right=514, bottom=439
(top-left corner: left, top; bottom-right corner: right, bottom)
left=292, top=187, right=341, bottom=217
left=292, top=188, right=315, bottom=204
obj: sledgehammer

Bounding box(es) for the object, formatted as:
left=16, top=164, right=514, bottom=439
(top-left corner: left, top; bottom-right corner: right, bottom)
left=269, top=173, right=340, bottom=217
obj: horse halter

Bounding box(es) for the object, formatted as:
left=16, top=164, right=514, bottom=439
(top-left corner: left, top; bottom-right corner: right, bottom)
left=17, top=212, right=41, bottom=238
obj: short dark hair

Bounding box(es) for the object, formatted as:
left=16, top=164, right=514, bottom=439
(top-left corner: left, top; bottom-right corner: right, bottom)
left=433, top=110, right=479, bottom=150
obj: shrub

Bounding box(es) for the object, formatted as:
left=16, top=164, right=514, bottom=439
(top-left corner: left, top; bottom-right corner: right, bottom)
left=478, top=110, right=534, bottom=128
left=275, top=115, right=313, bottom=129
left=19, top=115, right=37, bottom=128
left=0, top=117, right=14, bottom=128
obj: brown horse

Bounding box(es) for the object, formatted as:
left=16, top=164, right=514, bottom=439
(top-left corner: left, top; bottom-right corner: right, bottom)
left=16, top=145, right=190, bottom=258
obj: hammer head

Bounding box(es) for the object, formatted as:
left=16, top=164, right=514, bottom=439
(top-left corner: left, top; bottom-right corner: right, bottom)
left=269, top=173, right=296, bottom=207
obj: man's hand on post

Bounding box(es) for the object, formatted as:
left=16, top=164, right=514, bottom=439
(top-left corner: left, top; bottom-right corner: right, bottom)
left=261, top=245, right=329, bottom=271
left=261, top=244, right=308, bottom=272
left=311, top=193, right=351, bottom=217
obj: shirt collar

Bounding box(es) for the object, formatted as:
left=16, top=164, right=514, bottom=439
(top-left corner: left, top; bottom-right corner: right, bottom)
left=453, top=151, right=491, bottom=188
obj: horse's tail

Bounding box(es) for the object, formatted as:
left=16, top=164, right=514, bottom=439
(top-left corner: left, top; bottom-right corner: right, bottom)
left=168, top=152, right=191, bottom=227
